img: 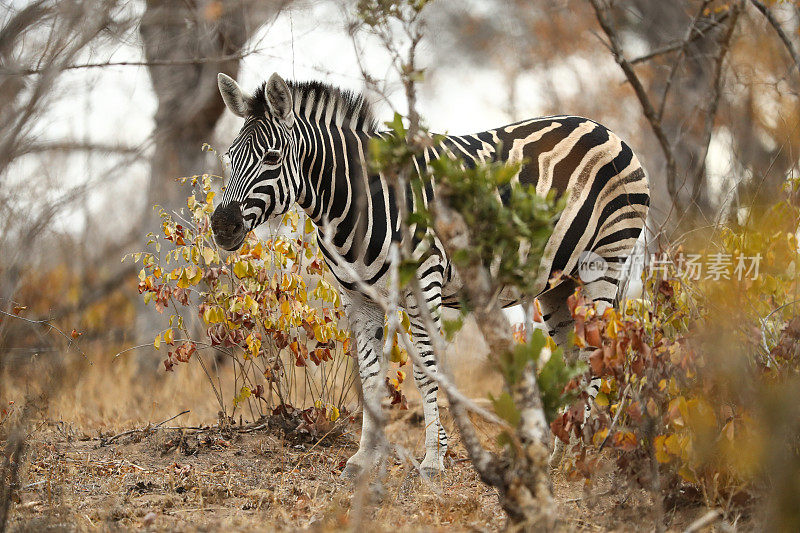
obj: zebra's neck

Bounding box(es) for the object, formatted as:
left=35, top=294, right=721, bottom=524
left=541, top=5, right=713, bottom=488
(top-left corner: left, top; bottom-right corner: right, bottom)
left=294, top=116, right=377, bottom=225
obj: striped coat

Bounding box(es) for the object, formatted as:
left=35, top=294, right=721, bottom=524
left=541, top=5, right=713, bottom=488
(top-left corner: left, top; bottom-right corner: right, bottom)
left=211, top=72, right=649, bottom=477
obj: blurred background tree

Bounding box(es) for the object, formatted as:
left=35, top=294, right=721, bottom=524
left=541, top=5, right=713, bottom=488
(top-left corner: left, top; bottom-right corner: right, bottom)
left=428, top=0, right=799, bottom=228
left=1, top=0, right=798, bottom=433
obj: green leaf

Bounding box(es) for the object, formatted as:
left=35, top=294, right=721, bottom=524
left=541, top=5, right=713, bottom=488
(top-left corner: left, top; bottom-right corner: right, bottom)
left=538, top=343, right=587, bottom=423
left=489, top=391, right=520, bottom=426
left=398, top=259, right=419, bottom=287
left=442, top=317, right=463, bottom=341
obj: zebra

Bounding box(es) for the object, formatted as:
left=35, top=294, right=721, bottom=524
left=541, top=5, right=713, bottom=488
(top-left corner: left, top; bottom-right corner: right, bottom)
left=211, top=72, right=650, bottom=478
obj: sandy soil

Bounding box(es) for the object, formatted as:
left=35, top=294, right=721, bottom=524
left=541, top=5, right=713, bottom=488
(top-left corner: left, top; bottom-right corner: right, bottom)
left=3, top=321, right=717, bottom=532
left=5, top=405, right=713, bottom=533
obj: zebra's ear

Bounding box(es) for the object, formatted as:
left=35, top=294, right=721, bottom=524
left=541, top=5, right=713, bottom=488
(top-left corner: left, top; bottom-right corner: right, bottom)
left=218, top=73, right=251, bottom=118
left=266, top=72, right=294, bottom=128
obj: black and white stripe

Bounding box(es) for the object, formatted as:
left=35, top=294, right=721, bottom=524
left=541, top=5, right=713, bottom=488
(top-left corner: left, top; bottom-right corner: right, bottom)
left=213, top=72, right=649, bottom=477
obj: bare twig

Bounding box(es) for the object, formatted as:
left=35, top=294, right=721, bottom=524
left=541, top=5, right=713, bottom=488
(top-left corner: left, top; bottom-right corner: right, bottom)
left=690, top=0, right=744, bottom=207
left=683, top=509, right=721, bottom=533
left=750, top=0, right=800, bottom=75
left=630, top=9, right=730, bottom=66
left=588, top=0, right=678, bottom=199
left=102, top=410, right=191, bottom=444
left=598, top=383, right=630, bottom=451
left=657, top=0, right=713, bottom=123
left=17, top=141, right=144, bottom=157
left=0, top=308, right=88, bottom=360
left=4, top=48, right=270, bottom=76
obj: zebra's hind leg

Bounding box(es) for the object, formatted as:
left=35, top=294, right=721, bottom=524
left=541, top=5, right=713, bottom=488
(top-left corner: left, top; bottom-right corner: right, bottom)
left=538, top=277, right=599, bottom=468
left=540, top=272, right=622, bottom=468
left=538, top=277, right=579, bottom=363
left=405, top=275, right=448, bottom=477
left=340, top=291, right=388, bottom=480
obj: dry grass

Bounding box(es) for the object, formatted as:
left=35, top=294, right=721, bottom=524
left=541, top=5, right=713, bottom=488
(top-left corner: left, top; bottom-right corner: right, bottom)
left=2, top=321, right=714, bottom=531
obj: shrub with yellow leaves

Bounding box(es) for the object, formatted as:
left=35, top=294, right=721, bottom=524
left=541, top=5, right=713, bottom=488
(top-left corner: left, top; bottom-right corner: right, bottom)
left=555, top=178, right=800, bottom=524
left=128, top=168, right=394, bottom=435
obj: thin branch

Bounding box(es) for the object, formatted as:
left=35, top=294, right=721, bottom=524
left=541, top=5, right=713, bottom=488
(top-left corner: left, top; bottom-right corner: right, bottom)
left=0, top=308, right=88, bottom=360
left=3, top=48, right=270, bottom=76
left=690, top=0, right=744, bottom=206
left=750, top=0, right=800, bottom=75
left=630, top=10, right=730, bottom=66
left=658, top=0, right=714, bottom=122
left=101, top=410, right=190, bottom=444
left=588, top=0, right=678, bottom=199
left=18, top=141, right=144, bottom=157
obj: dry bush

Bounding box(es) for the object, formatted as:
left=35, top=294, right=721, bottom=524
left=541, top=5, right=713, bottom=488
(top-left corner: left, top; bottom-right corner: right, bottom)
left=554, top=177, right=800, bottom=529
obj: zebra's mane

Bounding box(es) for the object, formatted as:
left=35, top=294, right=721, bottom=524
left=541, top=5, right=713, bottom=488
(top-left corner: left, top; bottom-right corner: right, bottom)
left=251, top=79, right=378, bottom=133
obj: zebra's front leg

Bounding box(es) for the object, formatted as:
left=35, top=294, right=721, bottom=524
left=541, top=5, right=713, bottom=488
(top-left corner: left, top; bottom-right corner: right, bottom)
left=406, top=286, right=448, bottom=477
left=340, top=292, right=388, bottom=480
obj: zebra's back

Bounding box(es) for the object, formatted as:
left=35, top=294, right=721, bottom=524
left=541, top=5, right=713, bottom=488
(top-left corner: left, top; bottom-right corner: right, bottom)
left=429, top=116, right=649, bottom=302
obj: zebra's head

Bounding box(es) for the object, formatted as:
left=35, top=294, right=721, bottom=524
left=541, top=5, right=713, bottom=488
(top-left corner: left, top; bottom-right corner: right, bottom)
left=211, top=72, right=298, bottom=251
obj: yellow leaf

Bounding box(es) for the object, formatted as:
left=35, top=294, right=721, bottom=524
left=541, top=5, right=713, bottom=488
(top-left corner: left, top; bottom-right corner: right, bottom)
left=188, top=266, right=203, bottom=285
left=686, top=398, right=716, bottom=434
left=274, top=239, right=289, bottom=254
left=654, top=435, right=670, bottom=463
left=668, top=377, right=679, bottom=396
left=154, top=334, right=161, bottom=350
left=304, top=216, right=314, bottom=234
left=177, top=269, right=190, bottom=289
left=246, top=333, right=261, bottom=358
left=678, top=465, right=698, bottom=483
left=400, top=311, right=410, bottom=332
left=606, top=318, right=619, bottom=339
left=328, top=406, right=340, bottom=422
left=233, top=261, right=248, bottom=278
left=233, top=385, right=251, bottom=406
left=390, top=343, right=408, bottom=365
left=164, top=328, right=175, bottom=346
left=280, top=299, right=291, bottom=317
left=245, top=294, right=258, bottom=315
left=664, top=433, right=682, bottom=455
left=202, top=247, right=215, bottom=265
left=592, top=428, right=609, bottom=447
left=594, top=392, right=609, bottom=407
left=251, top=241, right=263, bottom=259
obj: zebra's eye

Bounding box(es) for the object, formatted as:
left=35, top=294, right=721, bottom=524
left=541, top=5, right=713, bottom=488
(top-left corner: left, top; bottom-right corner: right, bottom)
left=262, top=149, right=282, bottom=168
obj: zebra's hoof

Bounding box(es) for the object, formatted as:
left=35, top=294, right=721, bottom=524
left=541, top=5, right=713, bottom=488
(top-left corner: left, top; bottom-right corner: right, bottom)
left=339, top=452, right=375, bottom=481
left=420, top=466, right=442, bottom=479
left=339, top=462, right=363, bottom=480
left=549, top=439, right=566, bottom=470
left=419, top=456, right=444, bottom=479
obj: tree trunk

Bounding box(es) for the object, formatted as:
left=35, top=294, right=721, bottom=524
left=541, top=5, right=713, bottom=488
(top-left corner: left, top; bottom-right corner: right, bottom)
left=140, top=0, right=255, bottom=211
left=136, top=0, right=279, bottom=342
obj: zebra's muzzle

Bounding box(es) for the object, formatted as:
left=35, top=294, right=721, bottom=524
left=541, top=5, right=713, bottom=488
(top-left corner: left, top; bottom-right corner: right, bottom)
left=210, top=200, right=247, bottom=251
